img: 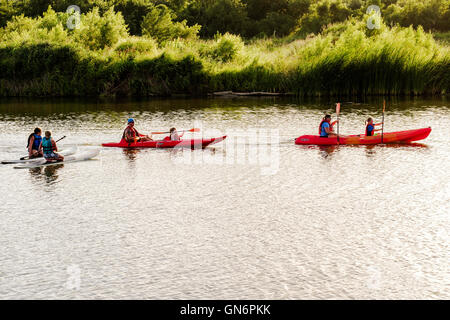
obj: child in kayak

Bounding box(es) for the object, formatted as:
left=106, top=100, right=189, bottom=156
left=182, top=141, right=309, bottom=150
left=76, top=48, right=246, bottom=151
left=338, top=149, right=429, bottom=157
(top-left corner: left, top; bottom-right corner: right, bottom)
left=27, top=127, right=43, bottom=158
left=40, top=131, right=64, bottom=162
left=169, top=128, right=184, bottom=141
left=365, top=117, right=383, bottom=136
left=319, top=115, right=338, bottom=138
left=122, top=118, right=152, bottom=143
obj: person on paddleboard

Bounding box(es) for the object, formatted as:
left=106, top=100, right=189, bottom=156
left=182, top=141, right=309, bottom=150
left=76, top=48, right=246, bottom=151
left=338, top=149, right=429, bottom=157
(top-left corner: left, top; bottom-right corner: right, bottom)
left=365, top=117, right=383, bottom=136
left=122, top=118, right=152, bottom=143
left=40, top=131, right=64, bottom=161
left=319, top=115, right=338, bottom=138
left=27, top=127, right=43, bottom=158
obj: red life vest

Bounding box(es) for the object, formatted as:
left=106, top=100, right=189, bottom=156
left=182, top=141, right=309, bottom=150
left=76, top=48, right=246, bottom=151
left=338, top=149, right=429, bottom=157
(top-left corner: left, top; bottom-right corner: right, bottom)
left=122, top=126, right=140, bottom=142
left=318, top=119, right=333, bottom=135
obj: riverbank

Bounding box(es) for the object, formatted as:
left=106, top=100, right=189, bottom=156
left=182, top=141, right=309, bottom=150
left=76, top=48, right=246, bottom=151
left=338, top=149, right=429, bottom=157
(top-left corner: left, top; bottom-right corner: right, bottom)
left=1, top=15, right=449, bottom=97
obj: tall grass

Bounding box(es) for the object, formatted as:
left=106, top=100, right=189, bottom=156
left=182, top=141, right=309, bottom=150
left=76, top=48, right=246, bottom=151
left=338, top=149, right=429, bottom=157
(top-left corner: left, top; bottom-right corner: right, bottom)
left=0, top=13, right=448, bottom=97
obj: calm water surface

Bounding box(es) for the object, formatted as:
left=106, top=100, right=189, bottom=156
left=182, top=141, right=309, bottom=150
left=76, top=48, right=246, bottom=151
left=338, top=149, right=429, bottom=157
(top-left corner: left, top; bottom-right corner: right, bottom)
left=0, top=97, right=449, bottom=299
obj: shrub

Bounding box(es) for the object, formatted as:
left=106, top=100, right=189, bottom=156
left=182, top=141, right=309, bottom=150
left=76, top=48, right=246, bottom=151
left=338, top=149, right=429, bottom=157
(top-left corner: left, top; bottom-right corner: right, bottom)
left=201, top=33, right=244, bottom=62
left=114, top=36, right=157, bottom=56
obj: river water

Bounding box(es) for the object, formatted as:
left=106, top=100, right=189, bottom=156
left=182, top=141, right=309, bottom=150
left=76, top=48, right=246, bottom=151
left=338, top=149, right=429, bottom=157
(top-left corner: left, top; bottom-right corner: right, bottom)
left=0, top=97, right=448, bottom=299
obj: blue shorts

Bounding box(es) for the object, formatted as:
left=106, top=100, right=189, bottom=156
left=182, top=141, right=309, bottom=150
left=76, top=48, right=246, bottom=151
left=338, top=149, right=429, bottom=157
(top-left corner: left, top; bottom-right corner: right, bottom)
left=44, top=152, right=60, bottom=160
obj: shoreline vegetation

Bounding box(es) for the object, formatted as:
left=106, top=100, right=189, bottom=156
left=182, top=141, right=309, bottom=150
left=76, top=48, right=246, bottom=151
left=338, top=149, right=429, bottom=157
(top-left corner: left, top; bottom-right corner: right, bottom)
left=0, top=1, right=449, bottom=97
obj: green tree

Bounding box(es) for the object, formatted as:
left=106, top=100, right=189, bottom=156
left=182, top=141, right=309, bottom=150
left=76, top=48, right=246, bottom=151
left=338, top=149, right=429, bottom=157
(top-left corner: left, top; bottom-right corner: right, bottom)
left=181, top=0, right=248, bottom=37
left=72, top=6, right=128, bottom=50
left=296, top=0, right=352, bottom=35
left=141, top=3, right=200, bottom=43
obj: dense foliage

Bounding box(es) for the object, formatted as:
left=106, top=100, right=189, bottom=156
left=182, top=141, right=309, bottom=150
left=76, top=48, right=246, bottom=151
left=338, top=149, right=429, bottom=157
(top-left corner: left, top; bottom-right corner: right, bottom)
left=0, top=1, right=448, bottom=96
left=1, top=0, right=449, bottom=37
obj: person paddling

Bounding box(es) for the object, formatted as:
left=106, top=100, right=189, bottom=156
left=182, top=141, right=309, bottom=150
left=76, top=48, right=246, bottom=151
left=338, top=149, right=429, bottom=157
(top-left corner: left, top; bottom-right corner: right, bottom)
left=169, top=127, right=184, bottom=141
left=365, top=117, right=383, bottom=136
left=27, top=127, right=43, bottom=158
left=319, top=115, right=338, bottom=138
left=40, top=131, right=64, bottom=162
left=122, top=118, right=152, bottom=143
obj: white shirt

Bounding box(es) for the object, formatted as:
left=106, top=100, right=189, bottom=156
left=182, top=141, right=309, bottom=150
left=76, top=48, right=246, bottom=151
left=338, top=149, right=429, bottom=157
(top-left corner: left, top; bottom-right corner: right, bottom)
left=170, top=131, right=180, bottom=141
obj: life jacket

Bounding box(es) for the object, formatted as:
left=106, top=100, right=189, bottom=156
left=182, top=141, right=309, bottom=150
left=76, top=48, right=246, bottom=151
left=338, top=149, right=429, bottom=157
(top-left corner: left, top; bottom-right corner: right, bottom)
left=27, top=133, right=42, bottom=150
left=318, top=119, right=333, bottom=136
left=42, top=137, right=54, bottom=154
left=365, top=124, right=374, bottom=136
left=122, top=126, right=140, bottom=142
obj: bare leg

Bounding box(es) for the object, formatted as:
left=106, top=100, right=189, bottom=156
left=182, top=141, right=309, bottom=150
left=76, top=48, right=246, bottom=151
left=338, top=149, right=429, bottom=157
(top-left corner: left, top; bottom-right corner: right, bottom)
left=29, top=150, right=43, bottom=158
left=139, top=135, right=153, bottom=141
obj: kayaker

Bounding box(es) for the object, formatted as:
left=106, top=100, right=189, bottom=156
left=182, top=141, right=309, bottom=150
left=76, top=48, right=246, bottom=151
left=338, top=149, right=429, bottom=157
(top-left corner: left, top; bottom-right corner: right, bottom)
left=319, top=115, right=338, bottom=138
left=122, top=118, right=152, bottom=143
left=169, top=128, right=183, bottom=141
left=365, top=117, right=383, bottom=136
left=27, top=127, right=43, bottom=158
left=40, top=131, right=64, bottom=162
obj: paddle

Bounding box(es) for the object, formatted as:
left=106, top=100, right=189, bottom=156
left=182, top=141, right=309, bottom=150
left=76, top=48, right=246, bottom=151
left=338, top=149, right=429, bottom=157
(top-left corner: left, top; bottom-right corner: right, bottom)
left=21, top=135, right=66, bottom=160
left=336, top=102, right=341, bottom=145
left=150, top=128, right=200, bottom=135
left=381, top=100, right=385, bottom=144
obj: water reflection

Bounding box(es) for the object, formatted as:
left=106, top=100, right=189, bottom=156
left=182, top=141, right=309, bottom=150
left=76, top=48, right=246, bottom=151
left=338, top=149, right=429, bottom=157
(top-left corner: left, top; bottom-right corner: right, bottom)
left=310, top=142, right=430, bottom=159
left=28, top=164, right=63, bottom=184
left=364, top=145, right=377, bottom=157
left=122, top=149, right=141, bottom=164
left=318, top=145, right=338, bottom=159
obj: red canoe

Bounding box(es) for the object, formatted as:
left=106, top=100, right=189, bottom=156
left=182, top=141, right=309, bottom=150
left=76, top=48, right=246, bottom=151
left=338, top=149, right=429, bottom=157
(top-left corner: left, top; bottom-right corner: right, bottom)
left=295, top=127, right=431, bottom=145
left=102, top=136, right=227, bottom=149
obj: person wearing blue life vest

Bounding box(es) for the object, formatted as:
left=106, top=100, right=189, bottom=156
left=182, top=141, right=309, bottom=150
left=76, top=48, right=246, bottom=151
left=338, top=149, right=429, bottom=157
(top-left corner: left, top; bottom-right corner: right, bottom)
left=365, top=117, right=383, bottom=136
left=40, top=131, right=64, bottom=161
left=319, top=115, right=338, bottom=138
left=27, top=127, right=43, bottom=158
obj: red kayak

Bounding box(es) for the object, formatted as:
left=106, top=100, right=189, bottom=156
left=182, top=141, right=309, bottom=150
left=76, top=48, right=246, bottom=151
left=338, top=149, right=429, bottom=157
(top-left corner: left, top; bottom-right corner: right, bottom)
left=295, top=127, right=431, bottom=145
left=102, top=136, right=227, bottom=149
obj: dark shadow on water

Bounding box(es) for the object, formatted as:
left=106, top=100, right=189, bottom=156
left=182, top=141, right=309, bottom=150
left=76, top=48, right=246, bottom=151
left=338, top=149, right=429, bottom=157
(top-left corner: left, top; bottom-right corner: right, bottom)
left=0, top=96, right=447, bottom=116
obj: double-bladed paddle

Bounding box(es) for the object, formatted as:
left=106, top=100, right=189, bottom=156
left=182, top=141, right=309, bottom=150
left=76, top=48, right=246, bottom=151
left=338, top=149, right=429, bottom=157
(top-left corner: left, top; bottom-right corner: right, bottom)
left=150, top=128, right=200, bottom=135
